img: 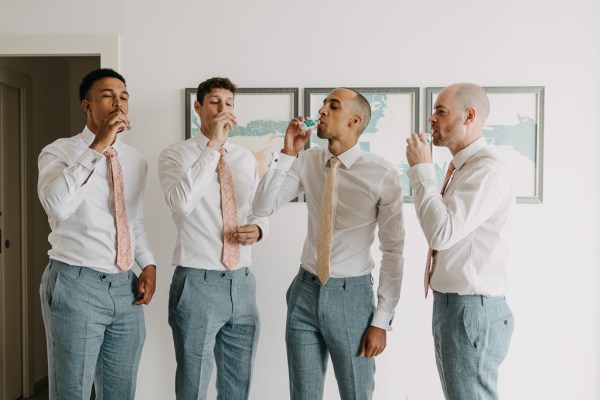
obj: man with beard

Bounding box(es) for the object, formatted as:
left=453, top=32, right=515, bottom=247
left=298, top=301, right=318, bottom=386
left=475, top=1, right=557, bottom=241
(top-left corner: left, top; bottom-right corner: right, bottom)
left=406, top=83, right=514, bottom=400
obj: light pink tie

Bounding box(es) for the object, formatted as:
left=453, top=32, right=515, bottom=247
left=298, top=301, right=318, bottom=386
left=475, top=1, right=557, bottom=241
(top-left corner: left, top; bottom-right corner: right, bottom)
left=424, top=162, right=456, bottom=297
left=103, top=147, right=132, bottom=272
left=316, top=158, right=341, bottom=285
left=218, top=147, right=240, bottom=270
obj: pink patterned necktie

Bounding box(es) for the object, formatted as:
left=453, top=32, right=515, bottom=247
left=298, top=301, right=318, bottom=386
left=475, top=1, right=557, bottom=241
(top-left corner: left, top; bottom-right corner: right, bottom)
left=103, top=147, right=132, bottom=272
left=316, top=158, right=341, bottom=285
left=218, top=147, right=240, bottom=270
left=424, top=162, right=456, bottom=297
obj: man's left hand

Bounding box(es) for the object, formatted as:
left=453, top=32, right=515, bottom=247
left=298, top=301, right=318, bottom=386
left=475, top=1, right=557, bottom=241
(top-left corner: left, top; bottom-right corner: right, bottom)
left=359, top=326, right=387, bottom=357
left=134, top=264, right=156, bottom=305
left=233, top=224, right=261, bottom=246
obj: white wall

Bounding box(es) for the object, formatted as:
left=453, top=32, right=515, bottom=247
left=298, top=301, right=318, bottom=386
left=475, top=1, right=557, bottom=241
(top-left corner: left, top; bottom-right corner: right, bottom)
left=2, top=0, right=599, bottom=399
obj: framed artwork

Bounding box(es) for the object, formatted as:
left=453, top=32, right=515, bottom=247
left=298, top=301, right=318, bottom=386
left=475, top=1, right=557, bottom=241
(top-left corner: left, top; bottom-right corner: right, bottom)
left=304, top=87, right=420, bottom=201
left=185, top=87, right=301, bottom=202
left=425, top=86, right=545, bottom=203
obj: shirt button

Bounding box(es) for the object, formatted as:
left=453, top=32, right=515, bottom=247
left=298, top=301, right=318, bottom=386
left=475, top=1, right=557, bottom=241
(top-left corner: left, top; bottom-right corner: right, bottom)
left=220, top=272, right=226, bottom=277
left=504, top=320, right=509, bottom=326
left=91, top=159, right=97, bottom=164
left=100, top=274, right=107, bottom=280
left=311, top=277, right=316, bottom=282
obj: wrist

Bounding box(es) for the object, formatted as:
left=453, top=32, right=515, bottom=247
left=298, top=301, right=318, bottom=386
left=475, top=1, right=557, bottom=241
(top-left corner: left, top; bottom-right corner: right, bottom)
left=281, top=147, right=298, bottom=157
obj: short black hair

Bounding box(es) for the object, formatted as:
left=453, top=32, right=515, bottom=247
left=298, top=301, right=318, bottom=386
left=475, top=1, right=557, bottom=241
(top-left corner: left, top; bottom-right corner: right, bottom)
left=79, top=68, right=126, bottom=102
left=196, top=77, right=237, bottom=105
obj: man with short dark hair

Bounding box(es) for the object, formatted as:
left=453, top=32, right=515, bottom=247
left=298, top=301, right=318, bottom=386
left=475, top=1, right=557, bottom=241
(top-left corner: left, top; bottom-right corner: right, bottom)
left=406, top=83, right=514, bottom=400
left=159, top=77, right=268, bottom=400
left=253, top=87, right=405, bottom=400
left=38, top=68, right=156, bottom=399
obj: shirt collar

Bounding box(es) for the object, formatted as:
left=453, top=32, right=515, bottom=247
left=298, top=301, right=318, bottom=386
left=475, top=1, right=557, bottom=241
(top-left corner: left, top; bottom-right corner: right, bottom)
left=452, top=137, right=487, bottom=170
left=322, top=142, right=363, bottom=169
left=80, top=125, right=122, bottom=152
left=194, top=132, right=231, bottom=153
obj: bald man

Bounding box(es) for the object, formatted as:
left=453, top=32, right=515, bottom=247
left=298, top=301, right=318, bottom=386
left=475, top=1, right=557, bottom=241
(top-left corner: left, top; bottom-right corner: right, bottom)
left=406, top=83, right=514, bottom=400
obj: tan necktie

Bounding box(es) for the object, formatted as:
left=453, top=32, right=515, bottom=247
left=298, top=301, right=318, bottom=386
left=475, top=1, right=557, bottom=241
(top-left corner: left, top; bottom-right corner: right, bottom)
left=316, top=158, right=341, bottom=285
left=218, top=147, right=240, bottom=270
left=103, top=147, right=132, bottom=272
left=424, top=162, right=456, bottom=297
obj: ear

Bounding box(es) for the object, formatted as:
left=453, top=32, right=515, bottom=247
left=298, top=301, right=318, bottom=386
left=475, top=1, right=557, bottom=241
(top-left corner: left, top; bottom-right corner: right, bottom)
left=82, top=99, right=91, bottom=113
left=194, top=100, right=201, bottom=114
left=464, top=107, right=476, bottom=125
left=351, top=115, right=362, bottom=128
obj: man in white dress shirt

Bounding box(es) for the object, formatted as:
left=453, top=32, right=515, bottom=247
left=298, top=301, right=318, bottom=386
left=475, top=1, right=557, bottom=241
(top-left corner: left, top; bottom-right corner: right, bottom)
left=406, top=83, right=514, bottom=400
left=253, top=87, right=405, bottom=400
left=158, top=77, right=268, bottom=400
left=38, top=68, right=156, bottom=400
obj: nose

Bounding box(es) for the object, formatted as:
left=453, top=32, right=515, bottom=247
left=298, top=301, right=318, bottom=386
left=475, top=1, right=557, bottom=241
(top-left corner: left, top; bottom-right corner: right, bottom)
left=428, top=114, right=436, bottom=124
left=318, top=105, right=327, bottom=116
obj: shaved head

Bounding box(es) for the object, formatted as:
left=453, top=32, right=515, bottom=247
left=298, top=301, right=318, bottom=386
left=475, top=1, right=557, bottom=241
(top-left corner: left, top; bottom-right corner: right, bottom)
left=342, top=88, right=371, bottom=134
left=445, top=83, right=490, bottom=126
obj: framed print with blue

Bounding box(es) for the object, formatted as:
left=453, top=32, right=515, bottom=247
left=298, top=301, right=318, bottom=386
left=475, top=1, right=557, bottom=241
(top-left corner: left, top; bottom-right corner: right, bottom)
left=425, top=86, right=545, bottom=203
left=304, top=87, right=420, bottom=202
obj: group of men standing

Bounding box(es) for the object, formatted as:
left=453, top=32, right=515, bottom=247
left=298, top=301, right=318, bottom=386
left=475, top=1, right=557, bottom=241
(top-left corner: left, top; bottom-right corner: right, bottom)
left=37, top=68, right=514, bottom=400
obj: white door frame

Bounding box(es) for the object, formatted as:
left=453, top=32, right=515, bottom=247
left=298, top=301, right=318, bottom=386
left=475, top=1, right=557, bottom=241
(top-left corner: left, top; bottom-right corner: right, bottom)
left=0, top=35, right=120, bottom=69
left=0, top=35, right=119, bottom=397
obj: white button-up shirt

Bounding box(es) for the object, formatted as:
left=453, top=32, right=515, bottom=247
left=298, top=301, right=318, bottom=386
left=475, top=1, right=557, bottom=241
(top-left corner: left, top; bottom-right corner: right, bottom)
left=158, top=134, right=268, bottom=270
left=253, top=143, right=405, bottom=330
left=38, top=127, right=156, bottom=274
left=408, top=138, right=514, bottom=296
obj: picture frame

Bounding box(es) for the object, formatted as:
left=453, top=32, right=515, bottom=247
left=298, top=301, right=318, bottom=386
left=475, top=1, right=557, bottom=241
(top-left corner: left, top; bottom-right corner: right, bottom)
left=425, top=86, right=545, bottom=203
left=304, top=87, right=420, bottom=202
left=185, top=87, right=299, bottom=175
left=185, top=87, right=301, bottom=201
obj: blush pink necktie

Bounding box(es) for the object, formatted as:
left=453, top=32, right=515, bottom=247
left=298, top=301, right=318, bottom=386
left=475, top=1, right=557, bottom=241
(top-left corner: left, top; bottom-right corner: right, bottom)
left=424, top=162, right=456, bottom=297
left=103, top=147, right=132, bottom=272
left=218, top=147, right=240, bottom=270
left=316, top=158, right=341, bottom=285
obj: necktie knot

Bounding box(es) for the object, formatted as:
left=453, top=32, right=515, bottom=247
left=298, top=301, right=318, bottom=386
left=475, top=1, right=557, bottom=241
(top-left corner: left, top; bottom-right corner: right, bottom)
left=103, top=146, right=117, bottom=158
left=329, top=157, right=341, bottom=170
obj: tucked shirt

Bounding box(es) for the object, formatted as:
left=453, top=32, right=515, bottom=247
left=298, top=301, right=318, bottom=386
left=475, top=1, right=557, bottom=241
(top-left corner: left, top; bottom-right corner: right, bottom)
left=158, top=133, right=268, bottom=270
left=408, top=138, right=514, bottom=296
left=253, top=143, right=405, bottom=330
left=38, top=126, right=156, bottom=274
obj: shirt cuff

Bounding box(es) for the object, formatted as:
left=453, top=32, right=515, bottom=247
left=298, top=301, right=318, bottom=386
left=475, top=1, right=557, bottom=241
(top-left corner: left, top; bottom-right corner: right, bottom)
left=407, top=162, right=436, bottom=185
left=136, top=254, right=156, bottom=270
left=270, top=152, right=295, bottom=171
left=77, top=148, right=105, bottom=171
left=371, top=309, right=394, bottom=331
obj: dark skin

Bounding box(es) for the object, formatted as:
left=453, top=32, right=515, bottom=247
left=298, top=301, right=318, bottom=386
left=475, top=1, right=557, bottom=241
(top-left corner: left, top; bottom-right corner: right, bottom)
left=82, top=77, right=156, bottom=305
left=283, top=88, right=386, bottom=358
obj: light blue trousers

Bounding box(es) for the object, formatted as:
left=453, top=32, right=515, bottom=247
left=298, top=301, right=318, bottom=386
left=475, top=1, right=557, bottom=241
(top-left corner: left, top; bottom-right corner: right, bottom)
left=40, top=259, right=145, bottom=400
left=432, top=291, right=514, bottom=400
left=285, top=267, right=376, bottom=400
left=168, top=266, right=260, bottom=400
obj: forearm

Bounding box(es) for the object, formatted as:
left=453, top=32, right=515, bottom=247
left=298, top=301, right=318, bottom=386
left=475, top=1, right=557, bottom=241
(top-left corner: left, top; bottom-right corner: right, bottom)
left=38, top=148, right=103, bottom=221
left=159, top=147, right=219, bottom=215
